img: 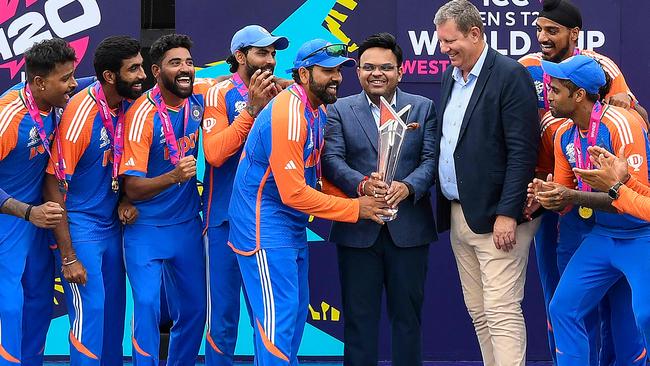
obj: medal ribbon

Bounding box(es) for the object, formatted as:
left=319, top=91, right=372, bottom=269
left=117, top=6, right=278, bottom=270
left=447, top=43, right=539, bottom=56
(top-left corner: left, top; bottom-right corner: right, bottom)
left=290, top=84, right=322, bottom=184
left=93, top=83, right=126, bottom=191
left=150, top=85, right=189, bottom=165
left=231, top=73, right=249, bottom=100
left=24, top=84, right=66, bottom=191
left=573, top=101, right=604, bottom=192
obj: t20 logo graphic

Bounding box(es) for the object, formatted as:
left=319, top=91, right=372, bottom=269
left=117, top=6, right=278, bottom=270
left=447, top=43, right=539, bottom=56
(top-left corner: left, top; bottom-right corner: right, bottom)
left=0, top=0, right=101, bottom=81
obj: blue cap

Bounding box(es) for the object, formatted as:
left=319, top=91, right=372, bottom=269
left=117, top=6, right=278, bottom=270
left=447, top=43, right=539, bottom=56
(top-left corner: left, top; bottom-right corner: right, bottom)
left=288, top=39, right=356, bottom=73
left=541, top=55, right=605, bottom=94
left=230, top=25, right=289, bottom=54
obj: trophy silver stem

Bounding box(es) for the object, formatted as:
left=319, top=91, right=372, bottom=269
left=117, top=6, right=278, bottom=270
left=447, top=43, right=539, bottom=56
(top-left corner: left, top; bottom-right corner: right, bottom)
left=376, top=97, right=411, bottom=222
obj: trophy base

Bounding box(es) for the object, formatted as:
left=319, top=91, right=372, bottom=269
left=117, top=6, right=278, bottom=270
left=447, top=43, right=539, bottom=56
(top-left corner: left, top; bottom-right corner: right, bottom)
left=379, top=208, right=398, bottom=222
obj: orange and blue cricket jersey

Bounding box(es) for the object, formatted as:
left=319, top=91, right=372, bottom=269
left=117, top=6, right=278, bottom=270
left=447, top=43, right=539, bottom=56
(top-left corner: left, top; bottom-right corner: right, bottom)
left=119, top=90, right=203, bottom=224
left=228, top=86, right=359, bottom=253
left=518, top=50, right=641, bottom=366
left=46, top=81, right=131, bottom=366
left=0, top=87, right=56, bottom=366
left=549, top=105, right=650, bottom=366
left=228, top=86, right=358, bottom=365
left=201, top=77, right=255, bottom=366
left=118, top=87, right=206, bottom=366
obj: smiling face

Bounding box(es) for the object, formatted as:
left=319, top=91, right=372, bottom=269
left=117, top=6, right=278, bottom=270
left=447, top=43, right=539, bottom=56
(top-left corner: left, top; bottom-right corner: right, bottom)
left=239, top=45, right=277, bottom=79
left=115, top=53, right=146, bottom=100
left=303, top=65, right=343, bottom=106
left=357, top=47, right=402, bottom=103
left=154, top=47, right=194, bottom=99
left=536, top=17, right=579, bottom=62
left=436, top=19, right=483, bottom=74
left=37, top=60, right=77, bottom=108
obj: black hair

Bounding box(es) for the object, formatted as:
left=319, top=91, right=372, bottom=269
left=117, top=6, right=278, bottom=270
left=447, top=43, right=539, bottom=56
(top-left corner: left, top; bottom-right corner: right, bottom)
left=94, top=36, right=141, bottom=82
left=291, top=66, right=314, bottom=84
left=24, top=38, right=77, bottom=82
left=598, top=66, right=613, bottom=101
left=559, top=79, right=600, bottom=103
left=149, top=34, right=193, bottom=66
left=226, top=46, right=252, bottom=73
left=357, top=32, right=403, bottom=65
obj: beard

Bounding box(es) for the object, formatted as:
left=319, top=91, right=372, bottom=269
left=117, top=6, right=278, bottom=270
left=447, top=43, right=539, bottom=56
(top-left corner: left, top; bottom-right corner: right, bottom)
left=161, top=72, right=194, bottom=99
left=245, top=62, right=274, bottom=80
left=309, top=72, right=339, bottom=105
left=115, top=75, right=144, bottom=100
left=543, top=43, right=572, bottom=63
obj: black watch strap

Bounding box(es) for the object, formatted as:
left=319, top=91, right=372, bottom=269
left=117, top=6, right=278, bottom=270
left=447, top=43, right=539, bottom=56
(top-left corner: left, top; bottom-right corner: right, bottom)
left=608, top=182, right=624, bottom=200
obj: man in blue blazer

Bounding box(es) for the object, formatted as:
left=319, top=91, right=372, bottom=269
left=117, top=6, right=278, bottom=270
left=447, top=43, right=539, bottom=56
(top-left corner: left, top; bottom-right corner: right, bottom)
left=322, top=33, right=436, bottom=366
left=433, top=2, right=540, bottom=366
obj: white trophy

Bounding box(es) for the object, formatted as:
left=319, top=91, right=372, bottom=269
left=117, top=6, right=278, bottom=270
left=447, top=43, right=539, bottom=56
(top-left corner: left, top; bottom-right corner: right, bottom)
left=376, top=96, right=411, bottom=221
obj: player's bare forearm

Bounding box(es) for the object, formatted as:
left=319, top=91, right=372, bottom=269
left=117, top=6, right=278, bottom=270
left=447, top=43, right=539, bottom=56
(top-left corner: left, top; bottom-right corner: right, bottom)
left=42, top=174, right=75, bottom=257
left=0, top=197, right=29, bottom=219
left=569, top=190, right=617, bottom=213
left=122, top=173, right=177, bottom=201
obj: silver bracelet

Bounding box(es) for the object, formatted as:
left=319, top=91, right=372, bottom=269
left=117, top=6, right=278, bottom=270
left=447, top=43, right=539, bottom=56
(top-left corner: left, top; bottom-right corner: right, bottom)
left=62, top=258, right=78, bottom=266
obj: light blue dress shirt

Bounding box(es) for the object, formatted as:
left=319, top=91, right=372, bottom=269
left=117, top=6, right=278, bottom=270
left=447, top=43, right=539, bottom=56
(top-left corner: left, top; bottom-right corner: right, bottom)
left=438, top=43, right=489, bottom=201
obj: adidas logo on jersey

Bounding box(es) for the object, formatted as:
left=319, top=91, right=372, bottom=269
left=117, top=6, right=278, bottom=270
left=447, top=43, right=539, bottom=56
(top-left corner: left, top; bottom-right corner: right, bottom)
left=125, top=157, right=136, bottom=167
left=285, top=160, right=297, bottom=170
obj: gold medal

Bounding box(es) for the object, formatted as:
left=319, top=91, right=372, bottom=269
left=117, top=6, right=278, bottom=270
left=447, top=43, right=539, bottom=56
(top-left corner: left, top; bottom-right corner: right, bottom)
left=111, top=178, right=119, bottom=193
left=578, top=206, right=593, bottom=219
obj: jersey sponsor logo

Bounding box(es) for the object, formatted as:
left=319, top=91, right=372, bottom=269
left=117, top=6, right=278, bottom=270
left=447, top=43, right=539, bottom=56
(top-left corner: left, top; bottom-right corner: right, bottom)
left=285, top=160, right=297, bottom=170
left=234, top=100, right=247, bottom=114
left=28, top=129, right=53, bottom=159
left=124, top=157, right=135, bottom=167
left=163, top=132, right=198, bottom=161
left=99, top=126, right=110, bottom=148
left=203, top=117, right=216, bottom=133
left=627, top=153, right=644, bottom=172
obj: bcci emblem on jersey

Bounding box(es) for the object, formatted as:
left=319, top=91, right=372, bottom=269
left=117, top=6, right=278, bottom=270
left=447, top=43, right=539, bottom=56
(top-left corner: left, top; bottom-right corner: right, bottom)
left=191, top=104, right=203, bottom=122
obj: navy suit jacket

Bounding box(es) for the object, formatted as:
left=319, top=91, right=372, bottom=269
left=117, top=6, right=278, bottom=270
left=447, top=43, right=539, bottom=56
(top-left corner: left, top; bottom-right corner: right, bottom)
left=434, top=47, right=540, bottom=234
left=322, top=88, right=437, bottom=248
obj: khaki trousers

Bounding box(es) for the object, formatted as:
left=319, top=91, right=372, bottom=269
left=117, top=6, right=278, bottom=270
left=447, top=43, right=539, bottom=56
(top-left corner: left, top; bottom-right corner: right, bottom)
left=450, top=202, right=540, bottom=366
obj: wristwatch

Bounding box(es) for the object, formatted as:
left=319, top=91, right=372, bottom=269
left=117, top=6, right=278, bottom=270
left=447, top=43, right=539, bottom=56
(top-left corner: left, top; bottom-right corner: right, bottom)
left=608, top=182, right=624, bottom=200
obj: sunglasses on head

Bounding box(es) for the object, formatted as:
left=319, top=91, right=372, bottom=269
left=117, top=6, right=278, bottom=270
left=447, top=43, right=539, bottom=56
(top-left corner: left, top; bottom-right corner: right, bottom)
left=301, top=44, right=348, bottom=61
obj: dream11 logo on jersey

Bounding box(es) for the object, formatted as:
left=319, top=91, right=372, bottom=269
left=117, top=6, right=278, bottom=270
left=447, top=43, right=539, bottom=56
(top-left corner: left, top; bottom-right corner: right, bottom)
left=0, top=0, right=101, bottom=84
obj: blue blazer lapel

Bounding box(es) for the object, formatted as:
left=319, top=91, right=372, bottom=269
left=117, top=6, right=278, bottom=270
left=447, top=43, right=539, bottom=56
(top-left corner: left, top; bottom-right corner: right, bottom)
left=457, top=47, right=496, bottom=142
left=351, top=92, right=379, bottom=153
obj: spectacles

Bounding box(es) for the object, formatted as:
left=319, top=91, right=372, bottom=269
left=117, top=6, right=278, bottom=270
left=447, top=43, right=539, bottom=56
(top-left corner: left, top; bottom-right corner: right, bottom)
left=360, top=63, right=398, bottom=72
left=302, top=44, right=348, bottom=61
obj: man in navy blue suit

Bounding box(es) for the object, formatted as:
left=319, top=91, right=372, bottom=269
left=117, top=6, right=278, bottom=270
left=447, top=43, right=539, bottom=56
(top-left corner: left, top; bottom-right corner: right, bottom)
left=322, top=32, right=437, bottom=366
left=433, top=1, right=540, bottom=366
